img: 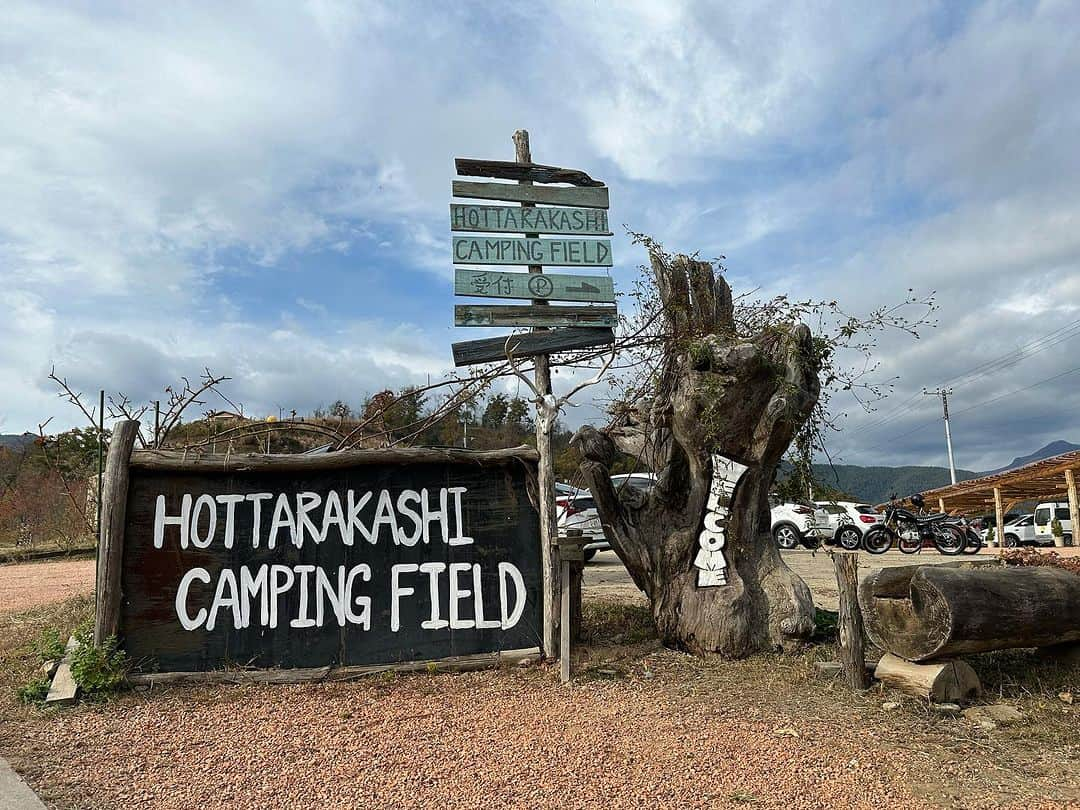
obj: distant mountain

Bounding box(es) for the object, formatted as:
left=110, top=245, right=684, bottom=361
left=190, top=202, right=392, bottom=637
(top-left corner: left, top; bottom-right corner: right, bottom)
left=802, top=440, right=1077, bottom=505
left=809, top=464, right=979, bottom=505
left=0, top=433, right=36, bottom=452
left=980, top=440, right=1080, bottom=475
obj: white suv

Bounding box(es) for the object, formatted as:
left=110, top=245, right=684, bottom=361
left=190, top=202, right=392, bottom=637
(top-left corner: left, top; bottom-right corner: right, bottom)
left=555, top=483, right=607, bottom=560
left=1033, top=502, right=1074, bottom=545
left=770, top=499, right=829, bottom=549
left=815, top=501, right=882, bottom=550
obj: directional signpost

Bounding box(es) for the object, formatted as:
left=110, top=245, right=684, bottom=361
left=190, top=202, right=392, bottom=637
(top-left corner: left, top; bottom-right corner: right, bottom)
left=449, top=130, right=617, bottom=662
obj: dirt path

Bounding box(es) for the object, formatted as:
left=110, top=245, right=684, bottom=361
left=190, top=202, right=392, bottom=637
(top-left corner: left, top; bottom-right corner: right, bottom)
left=0, top=559, right=95, bottom=614
left=14, top=672, right=915, bottom=810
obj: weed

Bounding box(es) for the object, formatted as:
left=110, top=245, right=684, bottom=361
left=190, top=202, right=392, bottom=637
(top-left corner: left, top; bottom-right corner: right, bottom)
left=812, top=608, right=838, bottom=643
left=69, top=623, right=127, bottom=694
left=33, top=627, right=66, bottom=663
left=17, top=677, right=49, bottom=705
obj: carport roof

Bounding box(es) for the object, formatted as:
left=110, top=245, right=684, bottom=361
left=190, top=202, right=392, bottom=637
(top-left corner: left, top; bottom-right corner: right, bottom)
left=908, top=449, right=1080, bottom=513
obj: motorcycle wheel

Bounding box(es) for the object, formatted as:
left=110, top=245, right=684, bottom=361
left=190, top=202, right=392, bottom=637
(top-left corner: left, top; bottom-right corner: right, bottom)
left=963, top=529, right=983, bottom=554
left=862, top=527, right=893, bottom=554
left=898, top=535, right=923, bottom=554
left=934, top=525, right=966, bottom=556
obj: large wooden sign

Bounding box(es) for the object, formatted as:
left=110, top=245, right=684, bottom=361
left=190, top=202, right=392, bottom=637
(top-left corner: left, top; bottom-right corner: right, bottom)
left=453, top=236, right=612, bottom=267
left=109, top=447, right=542, bottom=674
left=455, top=268, right=615, bottom=303
left=450, top=204, right=611, bottom=235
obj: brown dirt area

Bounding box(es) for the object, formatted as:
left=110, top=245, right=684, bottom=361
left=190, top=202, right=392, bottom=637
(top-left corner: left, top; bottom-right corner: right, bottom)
left=0, top=554, right=1077, bottom=808
left=0, top=558, right=95, bottom=613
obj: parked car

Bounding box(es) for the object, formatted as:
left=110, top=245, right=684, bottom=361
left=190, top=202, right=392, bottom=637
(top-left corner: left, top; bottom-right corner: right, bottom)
left=555, top=484, right=607, bottom=560
left=770, top=498, right=829, bottom=549
left=610, top=472, right=658, bottom=493
left=1033, top=502, right=1074, bottom=545
left=814, top=501, right=882, bottom=550
left=981, top=513, right=1043, bottom=547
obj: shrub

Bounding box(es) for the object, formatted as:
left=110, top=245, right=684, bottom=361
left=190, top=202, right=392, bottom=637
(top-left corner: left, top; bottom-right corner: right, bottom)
left=69, top=623, right=127, bottom=693
left=33, top=627, right=67, bottom=662
left=17, top=678, right=49, bottom=705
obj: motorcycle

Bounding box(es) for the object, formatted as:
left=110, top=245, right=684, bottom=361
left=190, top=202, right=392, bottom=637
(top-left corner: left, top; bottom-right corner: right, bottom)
left=862, top=494, right=970, bottom=555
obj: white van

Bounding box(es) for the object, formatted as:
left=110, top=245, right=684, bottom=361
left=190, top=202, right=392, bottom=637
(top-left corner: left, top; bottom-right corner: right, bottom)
left=1032, top=502, right=1073, bottom=545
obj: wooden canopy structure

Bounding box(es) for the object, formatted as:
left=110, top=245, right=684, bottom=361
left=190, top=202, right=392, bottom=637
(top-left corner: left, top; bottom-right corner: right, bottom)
left=916, top=449, right=1080, bottom=546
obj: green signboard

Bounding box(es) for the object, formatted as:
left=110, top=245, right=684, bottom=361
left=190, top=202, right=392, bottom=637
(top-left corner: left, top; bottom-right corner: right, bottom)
left=453, top=237, right=612, bottom=267
left=454, top=269, right=615, bottom=303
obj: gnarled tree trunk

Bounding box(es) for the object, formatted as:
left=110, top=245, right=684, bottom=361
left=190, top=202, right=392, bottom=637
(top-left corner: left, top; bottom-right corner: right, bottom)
left=573, top=251, right=819, bottom=657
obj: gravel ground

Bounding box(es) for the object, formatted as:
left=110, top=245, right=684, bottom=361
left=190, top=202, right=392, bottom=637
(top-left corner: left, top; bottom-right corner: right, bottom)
left=20, top=672, right=915, bottom=809
left=0, top=559, right=94, bottom=614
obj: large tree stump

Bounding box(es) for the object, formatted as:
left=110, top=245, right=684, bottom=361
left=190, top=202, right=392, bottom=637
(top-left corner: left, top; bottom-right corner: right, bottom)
left=860, top=563, right=1080, bottom=661
left=573, top=251, right=818, bottom=657
left=874, top=653, right=981, bottom=703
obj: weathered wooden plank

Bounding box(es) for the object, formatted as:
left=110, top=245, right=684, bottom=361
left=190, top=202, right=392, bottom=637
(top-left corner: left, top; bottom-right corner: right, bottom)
left=455, top=269, right=615, bottom=303
left=455, top=304, right=618, bottom=328
left=452, top=328, right=614, bottom=366
left=129, top=444, right=539, bottom=471
left=455, top=158, right=604, bottom=187
left=126, top=648, right=541, bottom=686
left=450, top=204, right=611, bottom=235
left=95, top=419, right=140, bottom=645
left=45, top=636, right=79, bottom=705
left=452, top=180, right=609, bottom=209
left=453, top=236, right=612, bottom=267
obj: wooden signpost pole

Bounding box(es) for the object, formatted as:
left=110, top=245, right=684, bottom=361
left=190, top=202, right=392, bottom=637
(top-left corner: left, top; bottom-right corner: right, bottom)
left=513, top=129, right=559, bottom=658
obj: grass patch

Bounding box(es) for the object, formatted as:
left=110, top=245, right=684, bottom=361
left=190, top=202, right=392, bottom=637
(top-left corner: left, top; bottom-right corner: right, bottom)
left=580, top=599, right=656, bottom=645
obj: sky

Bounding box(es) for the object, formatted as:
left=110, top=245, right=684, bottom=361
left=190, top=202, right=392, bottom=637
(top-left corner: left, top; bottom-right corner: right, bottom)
left=2, top=0, right=1079, bottom=471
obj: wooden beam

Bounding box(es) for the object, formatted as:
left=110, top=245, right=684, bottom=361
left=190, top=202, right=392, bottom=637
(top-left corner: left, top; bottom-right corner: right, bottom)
left=452, top=180, right=609, bottom=209
left=938, top=497, right=946, bottom=514
left=1064, top=469, right=1079, bottom=548
left=452, top=327, right=614, bottom=367
left=455, top=304, right=617, bottom=328
left=455, top=158, right=603, bottom=187
left=127, top=648, right=542, bottom=686
left=455, top=268, right=615, bottom=303
left=95, top=419, right=140, bottom=645
left=130, top=444, right=539, bottom=472
left=451, top=204, right=611, bottom=236
left=453, top=236, right=612, bottom=267
left=993, top=486, right=1005, bottom=552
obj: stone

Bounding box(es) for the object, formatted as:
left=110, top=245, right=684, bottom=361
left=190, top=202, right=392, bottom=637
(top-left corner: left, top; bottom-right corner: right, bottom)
left=881, top=701, right=900, bottom=711
left=932, top=702, right=962, bottom=716
left=962, top=704, right=1023, bottom=726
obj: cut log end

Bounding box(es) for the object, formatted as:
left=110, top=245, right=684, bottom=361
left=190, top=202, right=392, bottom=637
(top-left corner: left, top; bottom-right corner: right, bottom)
left=874, top=652, right=981, bottom=704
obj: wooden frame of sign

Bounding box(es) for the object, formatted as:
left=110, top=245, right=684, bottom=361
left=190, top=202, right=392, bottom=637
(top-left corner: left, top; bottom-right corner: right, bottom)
left=95, top=420, right=544, bottom=681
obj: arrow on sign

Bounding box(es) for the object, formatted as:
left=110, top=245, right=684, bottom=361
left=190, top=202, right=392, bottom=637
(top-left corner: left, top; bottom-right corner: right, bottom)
left=565, top=281, right=601, bottom=294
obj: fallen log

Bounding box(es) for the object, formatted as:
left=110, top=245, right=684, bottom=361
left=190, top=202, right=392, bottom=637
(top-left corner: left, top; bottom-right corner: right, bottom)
left=874, top=653, right=981, bottom=703
left=860, top=563, right=1080, bottom=662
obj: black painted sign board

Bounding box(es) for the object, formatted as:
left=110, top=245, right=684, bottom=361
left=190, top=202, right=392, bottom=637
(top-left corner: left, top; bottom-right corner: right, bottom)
left=118, top=449, right=541, bottom=673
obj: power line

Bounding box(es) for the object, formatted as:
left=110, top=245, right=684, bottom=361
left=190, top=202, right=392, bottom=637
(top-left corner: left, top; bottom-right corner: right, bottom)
left=846, top=317, right=1080, bottom=438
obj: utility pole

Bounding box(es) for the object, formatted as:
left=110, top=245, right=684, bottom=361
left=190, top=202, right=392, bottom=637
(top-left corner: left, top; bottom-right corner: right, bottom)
left=923, top=387, right=957, bottom=484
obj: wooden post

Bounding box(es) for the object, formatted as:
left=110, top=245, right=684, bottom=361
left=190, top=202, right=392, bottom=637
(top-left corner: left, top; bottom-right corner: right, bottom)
left=832, top=551, right=870, bottom=689
left=938, top=497, right=946, bottom=515
left=94, top=419, right=140, bottom=645
left=560, top=556, right=571, bottom=682
left=514, top=129, right=559, bottom=658
left=993, top=486, right=1005, bottom=552
left=1065, top=469, right=1078, bottom=547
